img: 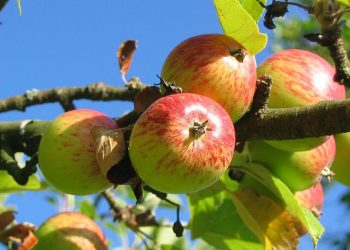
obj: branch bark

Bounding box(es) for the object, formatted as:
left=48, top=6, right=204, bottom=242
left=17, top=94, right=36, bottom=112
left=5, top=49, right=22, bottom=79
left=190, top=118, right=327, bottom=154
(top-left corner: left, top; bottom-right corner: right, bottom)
left=1, top=99, right=350, bottom=153
left=0, top=80, right=146, bottom=113
left=235, top=99, right=350, bottom=141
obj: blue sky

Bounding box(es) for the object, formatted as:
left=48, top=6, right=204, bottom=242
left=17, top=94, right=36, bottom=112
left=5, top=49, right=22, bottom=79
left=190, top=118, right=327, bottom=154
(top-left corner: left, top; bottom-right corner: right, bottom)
left=1, top=1, right=349, bottom=249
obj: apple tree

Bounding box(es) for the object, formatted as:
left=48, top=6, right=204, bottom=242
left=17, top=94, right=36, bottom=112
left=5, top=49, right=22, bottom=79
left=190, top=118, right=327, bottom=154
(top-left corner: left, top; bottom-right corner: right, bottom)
left=1, top=0, right=350, bottom=249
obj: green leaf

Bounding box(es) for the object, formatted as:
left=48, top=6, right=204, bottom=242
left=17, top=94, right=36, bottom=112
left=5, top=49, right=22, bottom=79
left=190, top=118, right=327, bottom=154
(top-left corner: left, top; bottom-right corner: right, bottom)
left=233, top=163, right=324, bottom=247
left=239, top=0, right=267, bottom=21
left=79, top=199, right=98, bottom=219
left=17, top=0, right=22, bottom=16
left=188, top=182, right=262, bottom=250
left=337, top=0, right=350, bottom=6
left=0, top=171, right=41, bottom=193
left=213, top=0, right=268, bottom=54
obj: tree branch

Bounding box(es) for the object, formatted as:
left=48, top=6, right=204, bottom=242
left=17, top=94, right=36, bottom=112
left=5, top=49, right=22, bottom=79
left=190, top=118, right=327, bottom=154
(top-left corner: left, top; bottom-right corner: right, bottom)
left=1, top=99, right=350, bottom=153
left=0, top=80, right=146, bottom=113
left=102, top=189, right=159, bottom=230
left=236, top=99, right=350, bottom=141
left=0, top=0, right=8, bottom=12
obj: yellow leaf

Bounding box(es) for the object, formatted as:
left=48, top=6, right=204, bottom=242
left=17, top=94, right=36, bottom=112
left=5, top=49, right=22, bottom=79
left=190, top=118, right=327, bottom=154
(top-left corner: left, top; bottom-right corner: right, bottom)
left=231, top=189, right=299, bottom=250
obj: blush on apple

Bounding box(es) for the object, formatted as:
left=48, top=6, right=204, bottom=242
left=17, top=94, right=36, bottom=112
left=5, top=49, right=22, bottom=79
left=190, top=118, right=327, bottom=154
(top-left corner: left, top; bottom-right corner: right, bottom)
left=294, top=182, right=324, bottom=236
left=247, top=136, right=336, bottom=192
left=129, top=93, right=236, bottom=194
left=38, top=109, right=117, bottom=195
left=257, top=49, right=345, bottom=151
left=161, top=34, right=257, bottom=122
left=33, top=211, right=108, bottom=250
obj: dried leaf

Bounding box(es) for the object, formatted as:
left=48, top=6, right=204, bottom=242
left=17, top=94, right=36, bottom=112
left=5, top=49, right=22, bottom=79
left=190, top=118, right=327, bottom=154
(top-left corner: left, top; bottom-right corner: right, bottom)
left=0, top=211, right=16, bottom=231
left=231, top=189, right=299, bottom=250
left=134, top=86, right=161, bottom=113
left=16, top=230, right=38, bottom=250
left=117, top=40, right=137, bottom=83
left=0, top=223, right=37, bottom=249
left=91, top=127, right=126, bottom=176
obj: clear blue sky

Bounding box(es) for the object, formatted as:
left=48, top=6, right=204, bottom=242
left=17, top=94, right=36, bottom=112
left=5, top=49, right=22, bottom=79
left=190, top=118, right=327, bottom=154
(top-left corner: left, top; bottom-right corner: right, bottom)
left=0, top=1, right=349, bottom=249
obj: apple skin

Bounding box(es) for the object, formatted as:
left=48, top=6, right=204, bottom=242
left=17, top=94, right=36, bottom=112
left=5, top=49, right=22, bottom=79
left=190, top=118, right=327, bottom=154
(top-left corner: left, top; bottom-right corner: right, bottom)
left=33, top=211, right=108, bottom=250
left=330, top=132, right=350, bottom=187
left=257, top=49, right=345, bottom=151
left=247, top=136, right=336, bottom=192
left=160, top=34, right=257, bottom=122
left=294, top=182, right=324, bottom=236
left=38, top=109, right=117, bottom=195
left=129, top=93, right=236, bottom=194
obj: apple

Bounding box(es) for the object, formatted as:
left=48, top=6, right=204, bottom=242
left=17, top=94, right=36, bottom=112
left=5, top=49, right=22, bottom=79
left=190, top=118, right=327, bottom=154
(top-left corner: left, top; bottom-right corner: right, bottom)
left=257, top=49, right=345, bottom=151
left=247, top=136, right=336, bottom=191
left=160, top=34, right=257, bottom=122
left=129, top=93, right=236, bottom=193
left=330, top=132, right=350, bottom=187
left=38, top=109, right=117, bottom=195
left=294, top=182, right=324, bottom=236
left=295, top=182, right=323, bottom=215
left=33, top=211, right=108, bottom=250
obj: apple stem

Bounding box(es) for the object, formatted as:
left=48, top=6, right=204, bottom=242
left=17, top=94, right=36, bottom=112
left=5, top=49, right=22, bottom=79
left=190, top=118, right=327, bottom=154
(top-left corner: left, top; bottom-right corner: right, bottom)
left=188, top=120, right=211, bottom=139
left=230, top=48, right=247, bottom=63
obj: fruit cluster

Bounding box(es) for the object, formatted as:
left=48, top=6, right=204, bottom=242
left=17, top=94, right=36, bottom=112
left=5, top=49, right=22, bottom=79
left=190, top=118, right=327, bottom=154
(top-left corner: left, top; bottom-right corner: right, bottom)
left=38, top=33, right=348, bottom=243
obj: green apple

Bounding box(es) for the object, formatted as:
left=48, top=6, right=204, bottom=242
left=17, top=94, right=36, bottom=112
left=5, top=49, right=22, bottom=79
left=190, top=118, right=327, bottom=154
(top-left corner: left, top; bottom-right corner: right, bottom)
left=38, top=109, right=117, bottom=195
left=331, top=132, right=350, bottom=187
left=129, top=93, right=236, bottom=193
left=161, top=34, right=257, bottom=122
left=34, top=211, right=108, bottom=250
left=247, top=136, right=336, bottom=191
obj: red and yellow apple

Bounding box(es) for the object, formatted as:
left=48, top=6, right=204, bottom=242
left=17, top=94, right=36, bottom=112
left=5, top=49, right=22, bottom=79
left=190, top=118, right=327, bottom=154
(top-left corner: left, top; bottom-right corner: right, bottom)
left=247, top=136, right=336, bottom=191
left=38, top=109, right=117, bottom=195
left=257, top=49, right=345, bottom=151
left=294, top=182, right=324, bottom=236
left=33, top=211, right=108, bottom=250
left=129, top=93, right=236, bottom=193
left=161, top=34, right=257, bottom=122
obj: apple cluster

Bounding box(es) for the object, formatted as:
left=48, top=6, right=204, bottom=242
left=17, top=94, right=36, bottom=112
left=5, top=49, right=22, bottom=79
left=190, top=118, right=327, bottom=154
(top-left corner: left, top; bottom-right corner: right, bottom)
left=38, top=34, right=257, bottom=196
left=37, top=35, right=349, bottom=231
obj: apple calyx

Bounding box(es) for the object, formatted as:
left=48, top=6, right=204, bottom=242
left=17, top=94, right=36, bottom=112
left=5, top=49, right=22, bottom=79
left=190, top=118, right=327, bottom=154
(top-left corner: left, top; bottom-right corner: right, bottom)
left=321, top=167, right=335, bottom=182
left=311, top=207, right=323, bottom=218
left=230, top=48, right=247, bottom=62
left=188, top=120, right=211, bottom=139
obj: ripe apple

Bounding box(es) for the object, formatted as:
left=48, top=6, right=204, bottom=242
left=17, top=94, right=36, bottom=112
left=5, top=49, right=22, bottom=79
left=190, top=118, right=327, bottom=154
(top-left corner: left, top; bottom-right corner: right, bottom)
left=247, top=136, right=336, bottom=191
left=129, top=93, right=236, bottom=193
left=160, top=34, right=257, bottom=122
left=38, top=109, right=117, bottom=195
left=257, top=49, right=345, bottom=151
left=294, top=182, right=324, bottom=236
left=330, top=132, right=350, bottom=187
left=33, top=211, right=108, bottom=250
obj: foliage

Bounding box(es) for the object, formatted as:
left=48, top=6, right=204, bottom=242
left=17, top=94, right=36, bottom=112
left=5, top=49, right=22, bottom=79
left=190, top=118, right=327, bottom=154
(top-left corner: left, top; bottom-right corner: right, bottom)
left=1, top=0, right=350, bottom=249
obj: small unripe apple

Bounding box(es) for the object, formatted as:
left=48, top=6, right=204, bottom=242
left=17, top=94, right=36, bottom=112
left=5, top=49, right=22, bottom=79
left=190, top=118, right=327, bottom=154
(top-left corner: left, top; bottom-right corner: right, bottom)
left=129, top=93, right=236, bottom=193
left=294, top=182, right=324, bottom=236
left=330, top=132, right=350, bottom=187
left=248, top=136, right=336, bottom=191
left=38, top=109, right=117, bottom=195
left=257, top=49, right=345, bottom=151
left=161, top=34, right=257, bottom=122
left=33, top=211, right=108, bottom=250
